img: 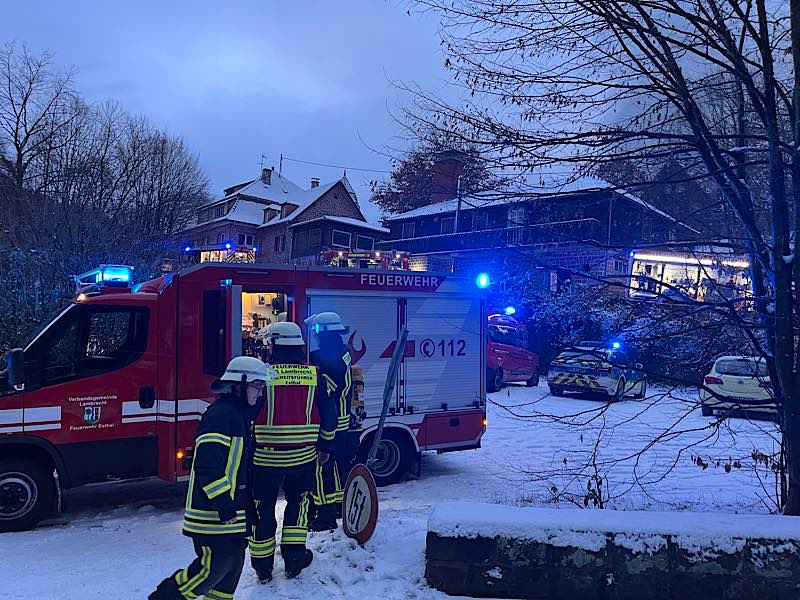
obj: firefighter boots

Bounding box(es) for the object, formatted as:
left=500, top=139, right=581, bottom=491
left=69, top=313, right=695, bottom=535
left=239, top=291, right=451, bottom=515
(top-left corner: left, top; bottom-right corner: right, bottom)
left=284, top=548, right=314, bottom=579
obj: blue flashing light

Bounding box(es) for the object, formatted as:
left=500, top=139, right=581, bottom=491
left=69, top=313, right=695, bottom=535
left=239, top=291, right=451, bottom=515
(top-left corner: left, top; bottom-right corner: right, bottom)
left=220, top=278, right=233, bottom=286
left=252, top=246, right=258, bottom=253
left=101, top=265, right=132, bottom=283
left=612, top=341, right=622, bottom=350
left=504, top=306, right=516, bottom=316
left=183, top=246, right=192, bottom=253
left=476, top=272, right=491, bottom=289
left=225, top=242, right=232, bottom=250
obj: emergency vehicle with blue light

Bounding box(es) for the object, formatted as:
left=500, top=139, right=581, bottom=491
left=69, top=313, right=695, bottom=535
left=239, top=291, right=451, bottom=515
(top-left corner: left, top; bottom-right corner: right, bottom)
left=0, top=262, right=486, bottom=531
left=547, top=341, right=647, bottom=401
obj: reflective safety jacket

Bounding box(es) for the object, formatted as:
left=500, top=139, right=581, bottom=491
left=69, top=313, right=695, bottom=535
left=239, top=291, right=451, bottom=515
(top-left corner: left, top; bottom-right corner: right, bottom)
left=253, top=363, right=337, bottom=468
left=311, top=347, right=353, bottom=433
left=182, top=393, right=251, bottom=538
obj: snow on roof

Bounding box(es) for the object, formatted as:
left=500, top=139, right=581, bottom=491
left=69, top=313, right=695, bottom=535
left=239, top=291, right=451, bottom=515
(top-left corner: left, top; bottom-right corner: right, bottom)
left=384, top=173, right=699, bottom=233
left=429, top=501, right=800, bottom=553
left=224, top=172, right=305, bottom=204
left=260, top=176, right=362, bottom=227
left=198, top=198, right=272, bottom=226
left=289, top=215, right=388, bottom=233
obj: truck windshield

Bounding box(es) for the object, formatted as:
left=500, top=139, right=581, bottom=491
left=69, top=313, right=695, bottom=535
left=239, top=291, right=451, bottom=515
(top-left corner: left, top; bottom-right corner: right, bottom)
left=22, top=304, right=75, bottom=351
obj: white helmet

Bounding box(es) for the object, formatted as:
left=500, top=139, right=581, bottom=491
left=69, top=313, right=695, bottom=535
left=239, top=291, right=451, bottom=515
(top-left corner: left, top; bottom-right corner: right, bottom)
left=266, top=321, right=306, bottom=346
left=219, top=356, right=274, bottom=383
left=305, top=311, right=349, bottom=334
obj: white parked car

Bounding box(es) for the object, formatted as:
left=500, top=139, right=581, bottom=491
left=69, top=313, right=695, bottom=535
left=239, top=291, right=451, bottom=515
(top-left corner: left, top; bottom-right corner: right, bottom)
left=700, top=356, right=776, bottom=420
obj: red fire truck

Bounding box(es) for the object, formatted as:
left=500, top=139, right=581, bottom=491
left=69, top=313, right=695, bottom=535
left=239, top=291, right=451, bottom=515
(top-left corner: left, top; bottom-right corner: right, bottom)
left=0, top=263, right=486, bottom=531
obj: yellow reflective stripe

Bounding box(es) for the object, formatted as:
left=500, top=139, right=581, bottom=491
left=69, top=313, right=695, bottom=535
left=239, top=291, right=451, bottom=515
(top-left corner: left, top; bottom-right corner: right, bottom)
left=196, top=433, right=231, bottom=447
left=204, top=591, right=235, bottom=600
left=255, top=446, right=316, bottom=458
left=182, top=520, right=247, bottom=535
left=225, top=437, right=244, bottom=500
left=248, top=537, right=276, bottom=558
left=266, top=386, right=275, bottom=426
left=180, top=545, right=212, bottom=595
left=253, top=446, right=317, bottom=467
left=319, top=428, right=335, bottom=441
left=342, top=352, right=351, bottom=365
left=185, top=509, right=246, bottom=521
left=255, top=433, right=319, bottom=444
left=298, top=491, right=310, bottom=529
left=306, top=385, right=314, bottom=425
left=202, top=477, right=231, bottom=499
left=314, top=461, right=324, bottom=505
left=255, top=424, right=320, bottom=433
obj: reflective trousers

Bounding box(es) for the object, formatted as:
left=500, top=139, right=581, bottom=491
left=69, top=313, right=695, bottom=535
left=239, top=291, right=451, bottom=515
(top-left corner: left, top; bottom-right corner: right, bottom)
left=249, top=461, right=315, bottom=568
left=154, top=537, right=245, bottom=600
left=314, top=431, right=353, bottom=507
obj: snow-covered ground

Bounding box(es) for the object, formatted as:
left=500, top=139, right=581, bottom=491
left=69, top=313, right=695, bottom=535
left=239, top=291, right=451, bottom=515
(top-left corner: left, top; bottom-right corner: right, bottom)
left=0, top=385, right=781, bottom=599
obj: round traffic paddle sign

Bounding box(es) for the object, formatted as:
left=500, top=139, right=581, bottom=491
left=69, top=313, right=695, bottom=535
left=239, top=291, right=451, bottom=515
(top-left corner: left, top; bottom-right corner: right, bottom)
left=341, top=463, right=378, bottom=545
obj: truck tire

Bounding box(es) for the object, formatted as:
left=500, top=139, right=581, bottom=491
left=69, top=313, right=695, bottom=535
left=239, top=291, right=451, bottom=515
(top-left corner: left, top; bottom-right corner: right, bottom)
left=526, top=371, right=540, bottom=388
left=357, top=430, right=412, bottom=487
left=701, top=404, right=714, bottom=417
left=487, top=368, right=503, bottom=393
left=549, top=386, right=564, bottom=397
left=0, top=458, right=56, bottom=532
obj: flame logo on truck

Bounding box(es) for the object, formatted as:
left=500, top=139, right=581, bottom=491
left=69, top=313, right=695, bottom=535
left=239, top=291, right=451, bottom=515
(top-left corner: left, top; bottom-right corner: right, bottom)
left=348, top=330, right=367, bottom=364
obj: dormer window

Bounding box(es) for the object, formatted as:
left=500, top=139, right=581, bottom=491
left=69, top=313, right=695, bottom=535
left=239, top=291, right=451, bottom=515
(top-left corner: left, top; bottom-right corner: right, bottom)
left=281, top=204, right=298, bottom=219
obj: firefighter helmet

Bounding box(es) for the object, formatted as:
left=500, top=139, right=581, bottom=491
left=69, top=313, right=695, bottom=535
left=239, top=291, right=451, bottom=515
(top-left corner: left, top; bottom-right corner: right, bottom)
left=306, top=311, right=349, bottom=334
left=266, top=321, right=306, bottom=346
left=219, top=356, right=273, bottom=383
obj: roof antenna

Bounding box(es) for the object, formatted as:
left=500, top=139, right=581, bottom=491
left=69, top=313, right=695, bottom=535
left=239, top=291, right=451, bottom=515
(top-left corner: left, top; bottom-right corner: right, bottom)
left=260, top=154, right=268, bottom=169
left=279, top=153, right=283, bottom=176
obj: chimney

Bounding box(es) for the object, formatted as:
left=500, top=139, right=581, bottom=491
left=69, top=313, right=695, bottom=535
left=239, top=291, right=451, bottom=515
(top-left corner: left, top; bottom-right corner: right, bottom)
left=261, top=168, right=272, bottom=185
left=430, top=149, right=466, bottom=205
left=310, top=177, right=320, bottom=188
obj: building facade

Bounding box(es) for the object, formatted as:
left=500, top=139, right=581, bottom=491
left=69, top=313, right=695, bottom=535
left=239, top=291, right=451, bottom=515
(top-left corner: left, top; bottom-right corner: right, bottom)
left=181, top=168, right=388, bottom=265
left=378, top=157, right=700, bottom=293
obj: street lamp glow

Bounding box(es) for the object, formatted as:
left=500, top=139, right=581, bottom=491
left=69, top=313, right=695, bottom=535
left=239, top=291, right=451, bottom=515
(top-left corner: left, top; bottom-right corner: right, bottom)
left=504, top=306, right=516, bottom=315
left=475, top=273, right=490, bottom=289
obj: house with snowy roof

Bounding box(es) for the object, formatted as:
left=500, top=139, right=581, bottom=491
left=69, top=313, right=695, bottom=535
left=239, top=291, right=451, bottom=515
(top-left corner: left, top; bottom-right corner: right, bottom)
left=182, top=167, right=388, bottom=265
left=378, top=154, right=701, bottom=293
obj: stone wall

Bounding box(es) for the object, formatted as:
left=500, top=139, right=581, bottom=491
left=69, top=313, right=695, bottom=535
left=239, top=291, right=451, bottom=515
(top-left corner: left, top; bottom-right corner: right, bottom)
left=425, top=502, right=800, bottom=599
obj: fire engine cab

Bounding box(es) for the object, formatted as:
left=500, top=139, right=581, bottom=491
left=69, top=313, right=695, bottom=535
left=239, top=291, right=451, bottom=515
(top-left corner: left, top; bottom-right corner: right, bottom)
left=0, top=262, right=486, bottom=531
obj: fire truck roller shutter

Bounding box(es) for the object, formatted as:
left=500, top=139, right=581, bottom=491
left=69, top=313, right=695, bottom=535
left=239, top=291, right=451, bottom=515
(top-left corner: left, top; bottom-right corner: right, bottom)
left=306, top=293, right=398, bottom=420
left=403, top=296, right=483, bottom=413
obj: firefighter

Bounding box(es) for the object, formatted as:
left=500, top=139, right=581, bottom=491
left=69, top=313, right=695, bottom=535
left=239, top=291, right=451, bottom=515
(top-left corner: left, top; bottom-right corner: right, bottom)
left=150, top=356, right=270, bottom=600
left=304, top=311, right=354, bottom=532
left=249, top=321, right=337, bottom=582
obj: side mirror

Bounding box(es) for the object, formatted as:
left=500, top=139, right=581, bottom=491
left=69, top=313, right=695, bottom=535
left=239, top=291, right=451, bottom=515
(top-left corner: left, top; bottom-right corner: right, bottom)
left=8, top=348, right=24, bottom=390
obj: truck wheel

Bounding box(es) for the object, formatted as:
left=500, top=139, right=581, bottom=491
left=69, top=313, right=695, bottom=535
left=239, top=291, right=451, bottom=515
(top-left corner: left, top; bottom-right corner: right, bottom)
left=526, top=371, right=540, bottom=388
left=487, top=368, right=503, bottom=393
left=701, top=404, right=714, bottom=417
left=549, top=386, right=564, bottom=397
left=357, top=430, right=411, bottom=487
left=0, top=459, right=56, bottom=532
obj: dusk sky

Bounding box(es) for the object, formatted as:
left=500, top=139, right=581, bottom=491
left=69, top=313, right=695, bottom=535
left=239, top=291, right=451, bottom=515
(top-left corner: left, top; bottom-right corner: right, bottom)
left=1, top=1, right=454, bottom=223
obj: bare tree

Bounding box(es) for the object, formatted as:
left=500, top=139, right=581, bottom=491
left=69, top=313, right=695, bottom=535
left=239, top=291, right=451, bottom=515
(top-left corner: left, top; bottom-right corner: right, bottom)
left=409, top=0, right=800, bottom=513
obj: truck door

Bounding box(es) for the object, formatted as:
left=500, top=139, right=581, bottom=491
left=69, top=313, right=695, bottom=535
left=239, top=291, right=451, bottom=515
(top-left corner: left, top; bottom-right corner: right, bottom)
left=23, top=302, right=158, bottom=486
